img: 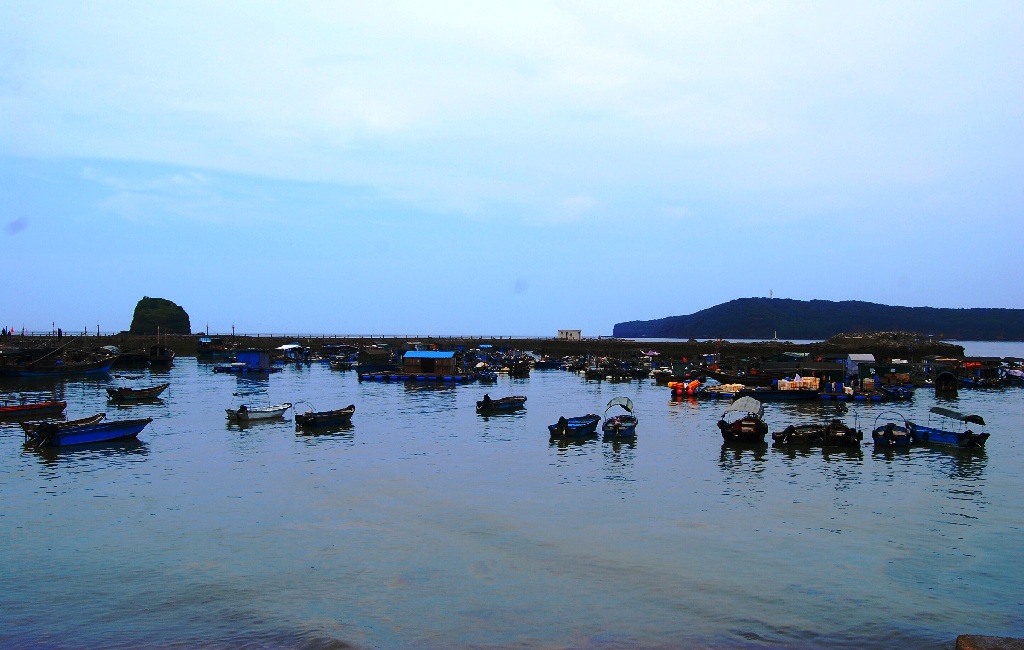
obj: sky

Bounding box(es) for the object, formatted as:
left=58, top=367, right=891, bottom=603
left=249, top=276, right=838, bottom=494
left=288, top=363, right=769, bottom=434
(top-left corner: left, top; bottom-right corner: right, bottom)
left=2, top=1, right=1022, bottom=336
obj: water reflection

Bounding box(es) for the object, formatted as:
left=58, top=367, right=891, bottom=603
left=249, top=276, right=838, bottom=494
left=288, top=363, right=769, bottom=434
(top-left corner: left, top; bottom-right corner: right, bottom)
left=111, top=397, right=164, bottom=410
left=601, top=438, right=636, bottom=487
left=28, top=438, right=149, bottom=473
left=548, top=433, right=599, bottom=451
left=924, top=446, right=988, bottom=481
left=295, top=422, right=355, bottom=439
left=226, top=417, right=291, bottom=431
left=821, top=447, right=864, bottom=463
left=719, top=442, right=769, bottom=468
left=773, top=445, right=819, bottom=461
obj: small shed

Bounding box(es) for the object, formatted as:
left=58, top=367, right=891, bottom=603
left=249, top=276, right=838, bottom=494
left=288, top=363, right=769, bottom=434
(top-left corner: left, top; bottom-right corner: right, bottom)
left=402, top=351, right=457, bottom=374
left=846, top=353, right=875, bottom=379
left=236, top=349, right=272, bottom=369
left=558, top=330, right=582, bottom=341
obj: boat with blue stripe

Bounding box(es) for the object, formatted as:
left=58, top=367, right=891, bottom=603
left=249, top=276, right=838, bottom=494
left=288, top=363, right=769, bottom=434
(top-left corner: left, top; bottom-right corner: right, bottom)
left=24, top=417, right=152, bottom=448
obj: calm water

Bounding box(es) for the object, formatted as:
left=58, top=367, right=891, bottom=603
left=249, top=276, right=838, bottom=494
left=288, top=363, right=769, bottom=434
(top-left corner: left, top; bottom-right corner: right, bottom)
left=2, top=346, right=1023, bottom=649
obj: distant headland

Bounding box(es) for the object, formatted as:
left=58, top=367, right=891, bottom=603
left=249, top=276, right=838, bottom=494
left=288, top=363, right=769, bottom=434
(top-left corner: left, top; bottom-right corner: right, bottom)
left=613, top=298, right=1024, bottom=341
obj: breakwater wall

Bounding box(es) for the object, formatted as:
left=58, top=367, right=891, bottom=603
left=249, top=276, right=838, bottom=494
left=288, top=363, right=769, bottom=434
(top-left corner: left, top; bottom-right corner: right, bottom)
left=1, top=332, right=967, bottom=363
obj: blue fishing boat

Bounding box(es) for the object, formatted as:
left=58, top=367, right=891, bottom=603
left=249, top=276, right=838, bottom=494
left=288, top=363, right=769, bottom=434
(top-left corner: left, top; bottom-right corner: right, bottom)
left=0, top=347, right=117, bottom=377
left=601, top=396, right=638, bottom=438
left=871, top=411, right=914, bottom=447
left=476, top=394, right=527, bottom=414
left=548, top=413, right=600, bottom=438
left=911, top=407, right=989, bottom=448
left=24, top=417, right=152, bottom=448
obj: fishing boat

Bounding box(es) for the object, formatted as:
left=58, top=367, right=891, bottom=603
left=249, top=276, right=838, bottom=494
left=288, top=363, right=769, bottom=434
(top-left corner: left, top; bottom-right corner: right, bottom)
left=0, top=346, right=118, bottom=377
left=717, top=396, right=768, bottom=444
left=0, top=400, right=67, bottom=419
left=601, top=396, right=638, bottom=438
left=21, top=413, right=107, bottom=434
left=871, top=411, right=915, bottom=448
left=476, top=394, right=527, bottom=413
left=147, top=343, right=175, bottom=369
left=820, top=418, right=863, bottom=447
left=106, top=382, right=170, bottom=401
left=23, top=417, right=152, bottom=448
left=295, top=404, right=355, bottom=428
left=911, top=407, right=989, bottom=448
left=225, top=402, right=292, bottom=421
left=548, top=413, right=600, bottom=438
left=771, top=423, right=826, bottom=447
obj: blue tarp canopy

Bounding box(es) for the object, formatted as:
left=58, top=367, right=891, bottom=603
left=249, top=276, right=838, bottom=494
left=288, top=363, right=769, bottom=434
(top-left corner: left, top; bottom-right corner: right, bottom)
left=403, top=351, right=455, bottom=359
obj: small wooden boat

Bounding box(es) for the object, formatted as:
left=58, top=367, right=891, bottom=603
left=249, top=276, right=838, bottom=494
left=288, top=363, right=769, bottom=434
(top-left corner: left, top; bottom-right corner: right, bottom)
left=225, top=403, right=292, bottom=421
left=0, top=400, right=67, bottom=419
left=21, top=413, right=107, bottom=434
left=601, top=396, right=638, bottom=438
left=821, top=418, right=863, bottom=447
left=24, top=417, right=152, bottom=448
left=911, top=407, right=989, bottom=448
left=476, top=394, right=527, bottom=413
left=106, top=382, right=170, bottom=401
left=295, top=404, right=355, bottom=428
left=871, top=411, right=914, bottom=447
left=717, top=396, right=768, bottom=444
left=548, top=414, right=600, bottom=438
left=771, top=423, right=825, bottom=447
left=0, top=348, right=118, bottom=377
left=147, top=344, right=175, bottom=368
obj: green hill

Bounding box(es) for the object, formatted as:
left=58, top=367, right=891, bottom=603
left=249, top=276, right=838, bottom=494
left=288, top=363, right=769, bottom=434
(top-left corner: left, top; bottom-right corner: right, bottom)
left=129, top=297, right=191, bottom=335
left=613, top=298, right=1024, bottom=341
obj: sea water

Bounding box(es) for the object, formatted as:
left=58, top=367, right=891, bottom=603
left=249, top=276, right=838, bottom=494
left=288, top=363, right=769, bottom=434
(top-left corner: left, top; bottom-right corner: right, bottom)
left=1, top=346, right=1022, bottom=649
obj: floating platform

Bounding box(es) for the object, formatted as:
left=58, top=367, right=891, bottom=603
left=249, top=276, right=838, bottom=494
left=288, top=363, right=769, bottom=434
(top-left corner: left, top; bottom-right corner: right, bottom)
left=358, top=372, right=477, bottom=383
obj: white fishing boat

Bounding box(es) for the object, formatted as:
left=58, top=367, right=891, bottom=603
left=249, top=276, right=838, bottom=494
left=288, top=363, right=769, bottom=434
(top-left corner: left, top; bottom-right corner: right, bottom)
left=225, top=402, right=292, bottom=421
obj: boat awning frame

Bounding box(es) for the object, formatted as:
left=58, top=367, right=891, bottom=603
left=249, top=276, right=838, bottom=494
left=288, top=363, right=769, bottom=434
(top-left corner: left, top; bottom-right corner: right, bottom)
left=605, top=396, right=634, bottom=414
left=929, top=406, right=985, bottom=425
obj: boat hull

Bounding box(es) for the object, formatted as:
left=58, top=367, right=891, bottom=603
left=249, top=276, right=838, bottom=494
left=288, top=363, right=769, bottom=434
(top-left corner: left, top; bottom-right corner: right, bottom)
left=549, top=415, right=600, bottom=437
left=911, top=424, right=989, bottom=448
left=772, top=424, right=825, bottom=447
left=295, top=405, right=355, bottom=428
left=602, top=415, right=638, bottom=438
left=476, top=396, right=527, bottom=413
left=0, top=401, right=67, bottom=419
left=871, top=424, right=913, bottom=447
left=106, top=383, right=170, bottom=400
left=718, top=416, right=768, bottom=444
left=0, top=358, right=115, bottom=377
left=25, top=417, right=151, bottom=447
left=226, top=403, right=292, bottom=421
left=21, top=413, right=106, bottom=434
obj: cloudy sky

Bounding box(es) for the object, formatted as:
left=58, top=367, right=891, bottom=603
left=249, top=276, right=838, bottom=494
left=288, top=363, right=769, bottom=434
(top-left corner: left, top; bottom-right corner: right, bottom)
left=2, top=1, right=1022, bottom=336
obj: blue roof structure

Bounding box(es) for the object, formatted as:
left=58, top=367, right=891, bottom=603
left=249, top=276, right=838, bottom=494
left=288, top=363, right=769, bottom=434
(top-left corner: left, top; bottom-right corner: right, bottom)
left=403, top=351, right=455, bottom=359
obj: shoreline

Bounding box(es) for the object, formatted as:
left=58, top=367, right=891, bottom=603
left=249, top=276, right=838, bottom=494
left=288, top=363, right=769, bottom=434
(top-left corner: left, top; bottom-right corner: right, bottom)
left=0, top=331, right=977, bottom=363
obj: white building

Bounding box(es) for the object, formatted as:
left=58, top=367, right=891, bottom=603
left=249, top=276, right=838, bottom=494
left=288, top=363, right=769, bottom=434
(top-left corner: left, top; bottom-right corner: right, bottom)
left=558, top=329, right=582, bottom=341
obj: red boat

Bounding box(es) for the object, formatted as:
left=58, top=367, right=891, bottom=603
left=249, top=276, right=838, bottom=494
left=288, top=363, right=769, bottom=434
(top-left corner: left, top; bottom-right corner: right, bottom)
left=0, top=400, right=67, bottom=419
